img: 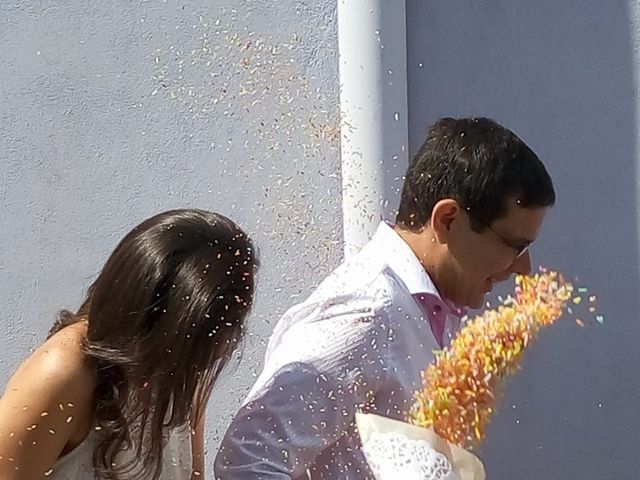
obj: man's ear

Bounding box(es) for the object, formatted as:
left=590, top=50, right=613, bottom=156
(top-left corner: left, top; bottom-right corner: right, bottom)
left=430, top=199, right=461, bottom=244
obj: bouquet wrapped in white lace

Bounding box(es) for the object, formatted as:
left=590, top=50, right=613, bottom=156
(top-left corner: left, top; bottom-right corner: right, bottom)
left=356, top=413, right=485, bottom=480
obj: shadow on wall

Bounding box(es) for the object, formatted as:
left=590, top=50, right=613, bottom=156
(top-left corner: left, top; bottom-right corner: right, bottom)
left=405, top=2, right=638, bottom=479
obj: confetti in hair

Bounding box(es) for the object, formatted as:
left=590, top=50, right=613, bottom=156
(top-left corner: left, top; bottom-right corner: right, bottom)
left=409, top=271, right=573, bottom=449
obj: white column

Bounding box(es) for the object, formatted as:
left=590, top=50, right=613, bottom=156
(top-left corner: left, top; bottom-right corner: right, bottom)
left=338, top=0, right=409, bottom=258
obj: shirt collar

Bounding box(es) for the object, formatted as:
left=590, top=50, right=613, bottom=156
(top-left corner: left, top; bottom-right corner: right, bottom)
left=367, top=222, right=441, bottom=297
left=367, top=222, right=466, bottom=317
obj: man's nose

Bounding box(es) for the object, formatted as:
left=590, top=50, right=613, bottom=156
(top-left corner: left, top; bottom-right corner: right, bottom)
left=510, top=250, right=532, bottom=276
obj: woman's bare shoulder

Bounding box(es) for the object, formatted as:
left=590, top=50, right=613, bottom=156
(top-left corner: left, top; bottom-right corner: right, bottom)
left=0, top=322, right=98, bottom=478
left=3, top=322, right=96, bottom=409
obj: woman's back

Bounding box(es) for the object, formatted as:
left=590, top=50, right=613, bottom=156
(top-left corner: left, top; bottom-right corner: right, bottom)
left=22, top=324, right=193, bottom=480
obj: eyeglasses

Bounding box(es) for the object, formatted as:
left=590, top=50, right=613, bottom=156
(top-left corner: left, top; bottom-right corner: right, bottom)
left=484, top=224, right=531, bottom=258
left=464, top=208, right=531, bottom=258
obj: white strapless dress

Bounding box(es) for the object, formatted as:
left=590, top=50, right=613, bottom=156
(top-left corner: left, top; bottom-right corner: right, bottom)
left=49, top=423, right=192, bottom=479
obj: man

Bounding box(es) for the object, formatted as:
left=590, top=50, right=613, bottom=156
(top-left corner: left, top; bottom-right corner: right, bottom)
left=215, top=117, right=555, bottom=479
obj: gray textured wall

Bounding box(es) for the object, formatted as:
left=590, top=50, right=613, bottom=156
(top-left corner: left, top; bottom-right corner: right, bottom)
left=0, top=0, right=341, bottom=466
left=406, top=1, right=640, bottom=478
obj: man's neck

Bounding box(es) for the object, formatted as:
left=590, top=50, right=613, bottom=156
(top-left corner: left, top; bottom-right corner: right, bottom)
left=393, top=225, right=453, bottom=303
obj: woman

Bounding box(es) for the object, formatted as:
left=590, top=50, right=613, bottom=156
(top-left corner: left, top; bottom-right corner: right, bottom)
left=0, top=209, right=258, bottom=479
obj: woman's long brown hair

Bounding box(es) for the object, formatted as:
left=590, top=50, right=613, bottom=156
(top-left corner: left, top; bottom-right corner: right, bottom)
left=49, top=209, right=257, bottom=479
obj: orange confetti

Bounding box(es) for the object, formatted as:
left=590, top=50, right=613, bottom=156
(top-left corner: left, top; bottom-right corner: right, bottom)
left=408, top=271, right=572, bottom=449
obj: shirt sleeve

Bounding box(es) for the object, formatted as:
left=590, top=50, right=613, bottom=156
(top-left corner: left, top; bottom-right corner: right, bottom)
left=214, top=307, right=390, bottom=479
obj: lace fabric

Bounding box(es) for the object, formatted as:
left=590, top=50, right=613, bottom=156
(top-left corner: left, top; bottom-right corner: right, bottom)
left=361, top=431, right=460, bottom=480
left=356, top=413, right=485, bottom=480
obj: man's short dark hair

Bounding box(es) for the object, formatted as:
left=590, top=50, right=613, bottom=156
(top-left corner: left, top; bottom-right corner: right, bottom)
left=396, top=117, right=555, bottom=232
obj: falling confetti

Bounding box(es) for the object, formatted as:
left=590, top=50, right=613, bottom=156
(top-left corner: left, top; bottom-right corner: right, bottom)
left=567, top=286, right=604, bottom=327
left=409, top=271, right=573, bottom=449
left=150, top=13, right=339, bottom=155
left=148, top=10, right=343, bottom=280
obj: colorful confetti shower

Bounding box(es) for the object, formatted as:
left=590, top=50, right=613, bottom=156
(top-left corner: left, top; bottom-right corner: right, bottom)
left=150, top=11, right=339, bottom=156
left=409, top=271, right=575, bottom=449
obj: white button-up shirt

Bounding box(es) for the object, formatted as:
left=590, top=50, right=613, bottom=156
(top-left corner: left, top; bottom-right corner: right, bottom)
left=215, top=222, right=461, bottom=479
